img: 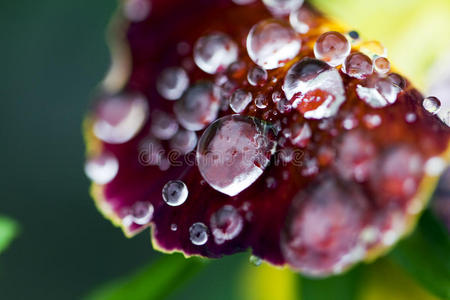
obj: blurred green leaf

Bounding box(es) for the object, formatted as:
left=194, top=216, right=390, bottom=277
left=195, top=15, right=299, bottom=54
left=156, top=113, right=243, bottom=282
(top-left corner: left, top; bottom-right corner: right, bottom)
left=0, top=216, right=19, bottom=254
left=388, top=210, right=450, bottom=299
left=85, top=254, right=206, bottom=300
left=300, top=266, right=362, bottom=300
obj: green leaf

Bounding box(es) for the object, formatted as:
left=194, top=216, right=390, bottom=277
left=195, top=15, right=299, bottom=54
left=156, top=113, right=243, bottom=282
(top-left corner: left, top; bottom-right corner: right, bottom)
left=0, top=216, right=19, bottom=254
left=300, top=266, right=363, bottom=300
left=85, top=254, right=206, bottom=300
left=388, top=210, right=450, bottom=299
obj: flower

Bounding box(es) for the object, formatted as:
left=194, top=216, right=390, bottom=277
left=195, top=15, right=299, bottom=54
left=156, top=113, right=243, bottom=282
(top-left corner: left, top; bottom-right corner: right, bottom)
left=84, top=0, right=450, bottom=277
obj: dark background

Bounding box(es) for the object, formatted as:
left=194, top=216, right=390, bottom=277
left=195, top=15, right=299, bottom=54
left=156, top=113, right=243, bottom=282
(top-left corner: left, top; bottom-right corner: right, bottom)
left=0, top=1, right=244, bottom=299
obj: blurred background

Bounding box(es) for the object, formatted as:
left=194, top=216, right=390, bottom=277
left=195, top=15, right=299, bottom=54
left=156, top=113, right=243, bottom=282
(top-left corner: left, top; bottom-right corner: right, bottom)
left=0, top=0, right=449, bottom=300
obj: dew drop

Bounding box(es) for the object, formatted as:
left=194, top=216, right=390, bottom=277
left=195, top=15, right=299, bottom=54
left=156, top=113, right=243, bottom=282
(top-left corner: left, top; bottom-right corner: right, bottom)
left=170, top=223, right=178, bottom=231
left=197, top=115, right=277, bottom=196
left=283, top=58, right=346, bottom=119
left=249, top=255, right=262, bottom=266
left=247, top=19, right=301, bottom=70
left=93, top=94, right=148, bottom=144
left=131, top=201, right=154, bottom=225
left=170, top=129, right=197, bottom=154
left=363, top=114, right=382, bottom=129
left=342, top=52, right=373, bottom=79
left=230, top=89, right=253, bottom=113
left=162, top=180, right=188, bottom=206
left=254, top=93, right=269, bottom=109
left=189, top=222, right=209, bottom=245
left=174, top=82, right=219, bottom=131
left=210, top=205, right=243, bottom=244
left=84, top=153, right=119, bottom=185
left=156, top=67, right=189, bottom=100
left=289, top=6, right=315, bottom=34
left=422, top=96, right=441, bottom=114
left=150, top=111, right=179, bottom=140
left=123, top=0, right=151, bottom=22
left=194, top=32, right=238, bottom=74
left=374, top=57, right=390, bottom=74
left=356, top=76, right=400, bottom=108
left=405, top=112, right=417, bottom=123
left=262, top=0, right=304, bottom=15
left=247, top=66, right=268, bottom=86
left=314, top=31, right=350, bottom=67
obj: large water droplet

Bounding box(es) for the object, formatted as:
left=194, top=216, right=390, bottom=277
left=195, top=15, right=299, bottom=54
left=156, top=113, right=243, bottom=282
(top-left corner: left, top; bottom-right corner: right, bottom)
left=156, top=67, right=189, bottom=100
left=84, top=152, right=119, bottom=185
left=197, top=115, right=277, bottom=196
left=194, top=33, right=238, bottom=74
left=247, top=19, right=301, bottom=70
left=230, top=89, right=253, bottom=113
left=93, top=94, right=148, bottom=144
left=422, top=96, right=441, bottom=114
left=170, top=129, right=197, bottom=154
left=174, top=82, right=220, bottom=131
left=189, top=222, right=209, bottom=245
left=210, top=205, right=243, bottom=244
left=314, top=31, right=350, bottom=67
left=356, top=76, right=401, bottom=108
left=289, top=6, right=315, bottom=34
left=150, top=111, right=179, bottom=140
left=162, top=180, right=188, bottom=206
left=262, top=0, right=304, bottom=15
left=342, top=52, right=373, bottom=79
left=283, top=58, right=346, bottom=119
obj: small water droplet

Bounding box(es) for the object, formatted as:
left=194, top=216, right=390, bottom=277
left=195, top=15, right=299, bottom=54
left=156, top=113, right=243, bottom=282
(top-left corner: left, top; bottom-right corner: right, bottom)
left=189, top=222, right=209, bottom=245
left=93, top=94, right=148, bottom=144
left=194, top=33, right=238, bottom=74
left=262, top=0, right=304, bottom=15
left=210, top=205, right=243, bottom=244
left=374, top=56, right=390, bottom=74
left=342, top=52, right=373, bottom=79
left=247, top=66, right=268, bottom=86
left=162, top=180, right=188, bottom=206
left=170, top=223, right=178, bottom=231
left=254, top=93, right=268, bottom=109
left=170, top=129, right=197, bottom=154
left=85, top=153, right=119, bottom=185
left=151, top=111, right=179, bottom=140
left=249, top=255, right=262, bottom=266
left=314, top=31, right=350, bottom=67
left=289, top=6, right=315, bottom=34
left=230, top=89, right=253, bottom=113
left=131, top=201, right=154, bottom=225
left=156, top=67, right=189, bottom=100
left=197, top=115, right=277, bottom=196
left=174, top=82, right=219, bottom=131
left=363, top=114, right=382, bottom=129
left=422, top=96, right=441, bottom=114
left=247, top=19, right=301, bottom=70
left=405, top=112, right=417, bottom=123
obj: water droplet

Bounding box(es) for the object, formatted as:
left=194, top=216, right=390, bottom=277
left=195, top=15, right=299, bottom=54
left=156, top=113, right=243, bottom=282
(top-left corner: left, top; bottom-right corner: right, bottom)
left=249, top=255, right=262, bottom=266
left=230, top=89, right=253, bottom=113
left=289, top=6, right=315, bottom=34
left=254, top=93, right=269, bottom=109
left=247, top=19, right=301, bottom=70
left=131, top=201, right=154, bottom=225
left=189, top=222, right=209, bottom=245
left=194, top=33, right=238, bottom=74
left=342, top=52, right=373, bottom=79
left=262, top=0, right=304, bottom=15
left=156, top=67, right=189, bottom=100
left=342, top=115, right=358, bottom=130
left=123, top=0, right=151, bottom=22
left=363, top=114, right=382, bottom=129
left=162, top=180, right=188, bottom=206
left=277, top=98, right=292, bottom=114
left=210, top=205, right=243, bottom=244
left=85, top=153, right=119, bottom=185
left=283, top=58, right=346, bottom=119
left=197, top=115, right=277, bottom=196
left=93, top=94, right=148, bottom=144
left=314, top=31, right=350, bottom=67
left=359, top=41, right=386, bottom=58
left=405, top=112, right=417, bottom=123
left=422, top=96, right=441, bottom=114
left=150, top=111, right=179, bottom=140
left=170, top=129, right=197, bottom=154
left=170, top=223, right=178, bottom=231
left=290, top=123, right=311, bottom=147
left=374, top=56, right=390, bottom=74
left=247, top=66, right=268, bottom=86
left=356, top=77, right=400, bottom=108
left=174, top=82, right=219, bottom=131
